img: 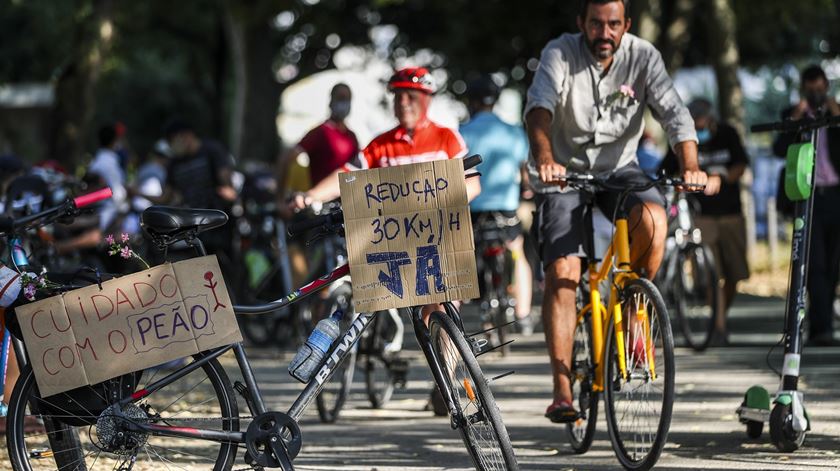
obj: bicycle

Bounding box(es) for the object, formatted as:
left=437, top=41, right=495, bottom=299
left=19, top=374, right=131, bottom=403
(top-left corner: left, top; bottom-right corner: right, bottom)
left=3, top=156, right=519, bottom=471
left=473, top=212, right=519, bottom=357
left=558, top=173, right=693, bottom=471
left=656, top=189, right=720, bottom=351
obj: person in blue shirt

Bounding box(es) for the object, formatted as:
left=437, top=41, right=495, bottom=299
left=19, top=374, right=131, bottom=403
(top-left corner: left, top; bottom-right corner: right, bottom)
left=461, top=75, right=535, bottom=334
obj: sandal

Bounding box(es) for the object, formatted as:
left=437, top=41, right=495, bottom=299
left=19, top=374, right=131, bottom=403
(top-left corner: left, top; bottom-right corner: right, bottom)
left=545, top=400, right=578, bottom=423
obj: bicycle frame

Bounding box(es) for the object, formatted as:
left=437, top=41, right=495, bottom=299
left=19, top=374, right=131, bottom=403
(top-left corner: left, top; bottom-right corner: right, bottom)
left=576, top=201, right=649, bottom=393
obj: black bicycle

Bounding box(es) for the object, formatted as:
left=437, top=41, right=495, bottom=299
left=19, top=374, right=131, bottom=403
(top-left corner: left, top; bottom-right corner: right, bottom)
left=656, top=190, right=720, bottom=351
left=3, top=156, right=519, bottom=471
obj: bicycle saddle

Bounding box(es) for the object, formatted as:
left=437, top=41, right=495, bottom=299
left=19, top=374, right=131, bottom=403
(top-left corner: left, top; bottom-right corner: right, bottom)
left=141, top=206, right=228, bottom=237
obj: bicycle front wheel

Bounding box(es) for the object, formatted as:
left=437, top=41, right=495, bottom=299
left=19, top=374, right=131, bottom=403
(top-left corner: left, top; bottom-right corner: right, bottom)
left=604, top=278, right=675, bottom=471
left=316, top=282, right=356, bottom=423
left=428, top=311, right=518, bottom=471
left=7, top=355, right=239, bottom=471
left=673, top=243, right=719, bottom=351
left=364, top=313, right=396, bottom=409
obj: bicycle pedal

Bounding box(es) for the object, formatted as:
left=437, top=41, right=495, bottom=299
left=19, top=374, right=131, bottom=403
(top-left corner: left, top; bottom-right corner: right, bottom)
left=468, top=337, right=490, bottom=355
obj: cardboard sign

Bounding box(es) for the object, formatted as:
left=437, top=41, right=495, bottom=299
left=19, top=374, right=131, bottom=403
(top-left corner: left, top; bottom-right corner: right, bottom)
left=15, top=255, right=241, bottom=397
left=340, top=159, right=479, bottom=312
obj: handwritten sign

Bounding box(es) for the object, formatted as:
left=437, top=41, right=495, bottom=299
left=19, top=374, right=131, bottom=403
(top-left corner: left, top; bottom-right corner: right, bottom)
left=340, top=159, right=479, bottom=312
left=15, top=255, right=241, bottom=397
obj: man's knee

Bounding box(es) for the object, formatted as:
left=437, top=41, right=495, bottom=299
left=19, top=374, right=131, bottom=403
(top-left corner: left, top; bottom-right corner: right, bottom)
left=630, top=203, right=666, bottom=241
left=544, top=257, right=580, bottom=291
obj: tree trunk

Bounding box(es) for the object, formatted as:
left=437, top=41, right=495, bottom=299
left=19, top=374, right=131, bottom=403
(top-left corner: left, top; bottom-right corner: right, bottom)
left=223, top=3, right=246, bottom=159
left=707, top=0, right=744, bottom=136
left=48, top=0, right=114, bottom=169
left=659, top=0, right=694, bottom=72
left=630, top=0, right=662, bottom=44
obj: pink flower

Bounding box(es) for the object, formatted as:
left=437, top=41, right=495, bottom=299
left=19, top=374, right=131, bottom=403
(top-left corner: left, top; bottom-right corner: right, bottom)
left=105, top=234, right=115, bottom=245
left=24, top=284, right=36, bottom=301
left=120, top=246, right=133, bottom=259
left=619, top=84, right=635, bottom=99
left=121, top=233, right=130, bottom=243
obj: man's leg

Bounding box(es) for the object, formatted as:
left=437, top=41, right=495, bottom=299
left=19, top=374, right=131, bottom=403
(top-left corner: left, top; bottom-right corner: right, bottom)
left=542, top=256, right=581, bottom=405
left=506, top=235, right=533, bottom=319
left=628, top=201, right=668, bottom=278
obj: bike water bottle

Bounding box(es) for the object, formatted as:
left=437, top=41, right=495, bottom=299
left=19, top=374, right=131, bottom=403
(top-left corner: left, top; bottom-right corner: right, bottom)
left=288, top=310, right=343, bottom=383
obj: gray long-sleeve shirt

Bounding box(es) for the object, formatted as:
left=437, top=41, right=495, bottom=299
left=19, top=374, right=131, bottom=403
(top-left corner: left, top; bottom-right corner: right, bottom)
left=525, top=32, right=696, bottom=193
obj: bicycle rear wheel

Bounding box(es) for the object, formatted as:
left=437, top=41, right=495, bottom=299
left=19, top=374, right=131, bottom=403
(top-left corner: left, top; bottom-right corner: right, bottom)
left=567, top=311, right=599, bottom=454
left=316, top=282, right=356, bottom=423
left=673, top=243, right=718, bottom=351
left=604, top=278, right=675, bottom=471
left=428, top=311, right=518, bottom=471
left=7, top=355, right=239, bottom=471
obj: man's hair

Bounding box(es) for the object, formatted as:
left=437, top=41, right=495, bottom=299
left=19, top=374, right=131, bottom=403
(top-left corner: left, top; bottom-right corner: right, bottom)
left=579, top=0, right=631, bottom=19
left=801, top=65, right=828, bottom=85
left=98, top=124, right=117, bottom=148
left=163, top=118, right=195, bottom=140
left=331, top=83, right=351, bottom=97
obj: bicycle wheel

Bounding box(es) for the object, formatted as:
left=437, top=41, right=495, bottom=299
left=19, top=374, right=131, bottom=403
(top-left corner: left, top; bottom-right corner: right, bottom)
left=567, top=311, right=599, bottom=454
left=316, top=282, right=356, bottom=423
left=672, top=243, right=718, bottom=351
left=428, top=311, right=518, bottom=471
left=604, top=278, right=675, bottom=471
left=7, top=355, right=239, bottom=471
left=365, top=313, right=396, bottom=409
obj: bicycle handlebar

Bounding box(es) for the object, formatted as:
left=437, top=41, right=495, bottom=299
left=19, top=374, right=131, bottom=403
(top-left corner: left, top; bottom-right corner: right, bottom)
left=0, top=187, right=113, bottom=235
left=751, top=114, right=840, bottom=134
left=559, top=173, right=705, bottom=193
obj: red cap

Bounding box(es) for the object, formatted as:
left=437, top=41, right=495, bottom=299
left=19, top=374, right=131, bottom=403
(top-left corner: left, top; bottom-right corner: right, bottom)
left=388, top=67, right=435, bottom=94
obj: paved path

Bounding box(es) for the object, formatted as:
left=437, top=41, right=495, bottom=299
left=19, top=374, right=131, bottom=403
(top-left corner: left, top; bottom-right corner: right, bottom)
left=237, top=294, right=840, bottom=470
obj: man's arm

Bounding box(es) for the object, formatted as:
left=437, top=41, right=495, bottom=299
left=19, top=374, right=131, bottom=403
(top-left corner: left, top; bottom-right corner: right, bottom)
left=277, top=145, right=305, bottom=193
left=673, top=140, right=708, bottom=191
left=526, top=108, right=565, bottom=183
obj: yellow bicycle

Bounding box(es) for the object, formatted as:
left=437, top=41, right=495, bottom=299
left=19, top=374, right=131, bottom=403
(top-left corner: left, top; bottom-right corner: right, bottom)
left=562, top=174, right=681, bottom=471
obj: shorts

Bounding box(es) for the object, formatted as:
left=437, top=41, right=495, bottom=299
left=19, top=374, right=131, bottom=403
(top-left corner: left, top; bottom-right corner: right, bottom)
left=532, top=164, right=666, bottom=268
left=694, top=214, right=750, bottom=283
left=472, top=210, right=522, bottom=244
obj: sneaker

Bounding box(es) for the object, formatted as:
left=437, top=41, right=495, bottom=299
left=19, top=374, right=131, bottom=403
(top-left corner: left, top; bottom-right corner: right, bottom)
left=425, top=387, right=448, bottom=416
left=517, top=315, right=534, bottom=336
left=544, top=400, right=578, bottom=423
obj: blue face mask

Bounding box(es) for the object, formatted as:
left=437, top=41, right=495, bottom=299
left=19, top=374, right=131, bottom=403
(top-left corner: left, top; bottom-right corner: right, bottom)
left=696, top=128, right=711, bottom=145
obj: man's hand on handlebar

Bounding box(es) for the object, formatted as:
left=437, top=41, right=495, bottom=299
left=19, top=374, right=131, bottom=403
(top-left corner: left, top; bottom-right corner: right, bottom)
left=537, top=159, right=567, bottom=188
left=680, top=168, right=708, bottom=194
left=288, top=192, right=316, bottom=212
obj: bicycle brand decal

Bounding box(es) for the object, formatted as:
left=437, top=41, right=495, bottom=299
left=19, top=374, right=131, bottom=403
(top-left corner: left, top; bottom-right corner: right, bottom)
left=314, top=314, right=372, bottom=385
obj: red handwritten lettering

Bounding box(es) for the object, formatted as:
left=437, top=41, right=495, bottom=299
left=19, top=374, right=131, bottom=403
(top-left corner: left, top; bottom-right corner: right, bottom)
left=108, top=330, right=127, bottom=354
left=115, top=288, right=136, bottom=313
left=58, top=346, right=75, bottom=369
left=92, top=294, right=115, bottom=322
left=42, top=348, right=58, bottom=375
left=133, top=282, right=157, bottom=308
left=30, top=309, right=50, bottom=339
left=50, top=309, right=71, bottom=333
left=76, top=296, right=90, bottom=325
left=75, top=336, right=98, bottom=361
left=159, top=274, right=178, bottom=298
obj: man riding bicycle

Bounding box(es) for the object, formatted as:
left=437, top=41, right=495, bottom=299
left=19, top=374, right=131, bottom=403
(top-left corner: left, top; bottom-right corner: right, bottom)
left=525, top=0, right=709, bottom=422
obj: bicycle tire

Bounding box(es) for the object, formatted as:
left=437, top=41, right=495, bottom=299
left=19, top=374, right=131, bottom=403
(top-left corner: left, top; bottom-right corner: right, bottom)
left=7, top=355, right=239, bottom=471
left=316, top=282, right=356, bottom=423
left=428, top=311, right=518, bottom=471
left=567, top=311, right=599, bottom=454
left=365, top=314, right=396, bottom=409
left=673, top=243, right=719, bottom=351
left=604, top=278, right=675, bottom=471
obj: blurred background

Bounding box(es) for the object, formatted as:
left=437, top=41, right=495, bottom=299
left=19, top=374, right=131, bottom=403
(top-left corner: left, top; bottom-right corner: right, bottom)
left=2, top=0, right=840, bottom=288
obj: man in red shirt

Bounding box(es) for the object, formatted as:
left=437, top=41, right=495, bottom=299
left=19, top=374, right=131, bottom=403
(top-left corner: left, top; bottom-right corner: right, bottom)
left=293, top=67, right=480, bottom=415
left=278, top=83, right=359, bottom=189
left=295, top=67, right=478, bottom=203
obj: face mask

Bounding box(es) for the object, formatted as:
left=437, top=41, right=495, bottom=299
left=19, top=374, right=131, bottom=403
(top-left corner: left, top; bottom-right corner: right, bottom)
left=806, top=91, right=827, bottom=110
left=330, top=100, right=351, bottom=120
left=696, top=128, right=711, bottom=145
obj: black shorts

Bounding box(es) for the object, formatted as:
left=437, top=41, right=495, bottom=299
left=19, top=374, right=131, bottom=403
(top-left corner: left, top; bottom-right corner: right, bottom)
left=472, top=210, right=522, bottom=245
left=532, top=164, right=665, bottom=267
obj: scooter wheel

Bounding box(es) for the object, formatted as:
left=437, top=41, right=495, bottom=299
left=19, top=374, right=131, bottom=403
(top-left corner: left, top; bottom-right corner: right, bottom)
left=769, top=403, right=805, bottom=452
left=746, top=420, right=763, bottom=439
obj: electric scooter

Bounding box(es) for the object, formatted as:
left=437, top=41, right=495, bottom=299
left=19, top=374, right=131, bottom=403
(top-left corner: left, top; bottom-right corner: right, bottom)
left=734, top=115, right=840, bottom=451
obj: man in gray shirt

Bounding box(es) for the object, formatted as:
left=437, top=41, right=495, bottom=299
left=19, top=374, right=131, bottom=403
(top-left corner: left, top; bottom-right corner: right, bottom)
left=525, top=0, right=708, bottom=422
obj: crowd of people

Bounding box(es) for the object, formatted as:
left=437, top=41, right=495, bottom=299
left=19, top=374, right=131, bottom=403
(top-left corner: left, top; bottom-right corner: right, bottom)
left=2, top=0, right=840, bottom=433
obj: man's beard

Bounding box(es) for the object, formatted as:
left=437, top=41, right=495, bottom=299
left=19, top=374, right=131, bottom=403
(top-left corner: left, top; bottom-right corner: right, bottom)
left=587, top=38, right=617, bottom=59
